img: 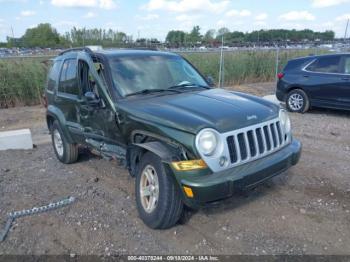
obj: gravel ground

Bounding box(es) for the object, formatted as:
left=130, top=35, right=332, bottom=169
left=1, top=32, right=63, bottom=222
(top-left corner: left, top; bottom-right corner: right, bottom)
left=0, top=83, right=349, bottom=255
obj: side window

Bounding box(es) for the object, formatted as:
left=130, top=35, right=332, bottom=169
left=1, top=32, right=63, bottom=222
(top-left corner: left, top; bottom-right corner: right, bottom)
left=306, top=56, right=341, bottom=73
left=47, top=61, right=61, bottom=91
left=343, top=57, right=350, bottom=74
left=59, top=59, right=79, bottom=95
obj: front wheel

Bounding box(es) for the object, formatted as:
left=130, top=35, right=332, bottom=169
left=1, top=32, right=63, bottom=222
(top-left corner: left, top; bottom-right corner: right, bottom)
left=285, top=89, right=310, bottom=113
left=135, top=152, right=183, bottom=229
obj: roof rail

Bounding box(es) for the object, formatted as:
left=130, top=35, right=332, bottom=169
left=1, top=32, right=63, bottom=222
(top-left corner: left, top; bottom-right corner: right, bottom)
left=59, top=47, right=93, bottom=56
left=123, top=47, right=159, bottom=51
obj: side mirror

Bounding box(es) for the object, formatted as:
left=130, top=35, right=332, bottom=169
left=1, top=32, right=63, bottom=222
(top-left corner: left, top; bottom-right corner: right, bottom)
left=206, top=76, right=215, bottom=87
left=84, top=91, right=100, bottom=106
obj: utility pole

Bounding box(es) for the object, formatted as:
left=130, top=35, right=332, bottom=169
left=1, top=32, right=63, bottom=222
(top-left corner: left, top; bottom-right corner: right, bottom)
left=10, top=26, right=14, bottom=47
left=218, top=34, right=224, bottom=88
left=344, top=18, right=349, bottom=41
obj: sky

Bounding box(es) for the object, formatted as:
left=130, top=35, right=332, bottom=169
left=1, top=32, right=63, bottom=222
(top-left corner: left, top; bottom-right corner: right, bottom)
left=0, top=0, right=350, bottom=42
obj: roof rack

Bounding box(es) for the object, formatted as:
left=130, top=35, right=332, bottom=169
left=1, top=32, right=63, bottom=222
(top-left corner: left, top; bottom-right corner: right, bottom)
left=122, top=47, right=159, bottom=51
left=59, top=47, right=93, bottom=56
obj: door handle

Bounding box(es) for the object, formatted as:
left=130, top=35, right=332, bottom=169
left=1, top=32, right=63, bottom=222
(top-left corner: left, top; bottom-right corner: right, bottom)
left=341, top=77, right=349, bottom=81
left=303, top=75, right=309, bottom=78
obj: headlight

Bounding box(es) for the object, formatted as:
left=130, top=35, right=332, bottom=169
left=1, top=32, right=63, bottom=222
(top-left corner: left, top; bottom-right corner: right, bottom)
left=279, top=109, right=291, bottom=134
left=196, top=129, right=219, bottom=156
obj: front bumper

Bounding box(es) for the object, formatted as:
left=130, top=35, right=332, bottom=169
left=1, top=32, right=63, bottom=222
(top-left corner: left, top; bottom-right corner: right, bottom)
left=179, top=138, right=301, bottom=208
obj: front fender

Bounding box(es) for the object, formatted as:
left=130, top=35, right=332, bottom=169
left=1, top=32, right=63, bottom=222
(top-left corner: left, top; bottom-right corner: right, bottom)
left=133, top=141, right=180, bottom=163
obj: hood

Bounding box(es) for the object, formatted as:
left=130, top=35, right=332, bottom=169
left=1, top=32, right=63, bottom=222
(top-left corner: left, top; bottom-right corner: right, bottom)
left=120, top=88, right=280, bottom=134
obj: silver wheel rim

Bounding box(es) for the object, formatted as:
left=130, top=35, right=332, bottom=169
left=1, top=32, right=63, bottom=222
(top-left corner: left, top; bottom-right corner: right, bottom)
left=288, top=93, right=304, bottom=111
left=53, top=129, right=64, bottom=157
left=140, top=165, right=159, bottom=213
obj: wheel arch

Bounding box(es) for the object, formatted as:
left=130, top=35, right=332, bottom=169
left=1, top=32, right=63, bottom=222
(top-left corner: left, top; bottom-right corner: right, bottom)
left=46, top=105, right=74, bottom=143
left=286, top=85, right=309, bottom=97
left=126, top=130, right=187, bottom=177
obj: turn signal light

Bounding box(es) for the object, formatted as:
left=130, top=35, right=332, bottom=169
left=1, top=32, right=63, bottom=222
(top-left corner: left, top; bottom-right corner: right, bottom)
left=171, top=159, right=207, bottom=171
left=183, top=186, right=194, bottom=198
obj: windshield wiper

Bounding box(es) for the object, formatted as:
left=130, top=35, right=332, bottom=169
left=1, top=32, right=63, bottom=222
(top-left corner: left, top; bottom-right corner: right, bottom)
left=125, top=88, right=181, bottom=97
left=168, top=83, right=210, bottom=90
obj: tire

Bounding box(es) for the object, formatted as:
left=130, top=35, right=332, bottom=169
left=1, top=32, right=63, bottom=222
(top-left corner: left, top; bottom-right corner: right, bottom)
left=285, top=89, right=310, bottom=113
left=51, top=120, right=79, bottom=164
left=135, top=152, right=183, bottom=229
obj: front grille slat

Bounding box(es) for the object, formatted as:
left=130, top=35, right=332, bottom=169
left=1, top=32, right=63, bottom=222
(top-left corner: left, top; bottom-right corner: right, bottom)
left=226, top=119, right=286, bottom=166
left=273, top=122, right=280, bottom=147
left=243, top=132, right=251, bottom=159
left=252, top=130, right=259, bottom=157
left=263, top=126, right=271, bottom=151
left=270, top=123, right=278, bottom=148
left=267, top=125, right=274, bottom=150
left=260, top=127, right=268, bottom=153
left=233, top=135, right=241, bottom=162
left=256, top=128, right=265, bottom=154
left=276, top=122, right=283, bottom=144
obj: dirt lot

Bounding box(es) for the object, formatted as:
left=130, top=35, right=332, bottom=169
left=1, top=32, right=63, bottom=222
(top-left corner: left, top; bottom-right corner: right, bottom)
left=0, top=83, right=349, bottom=255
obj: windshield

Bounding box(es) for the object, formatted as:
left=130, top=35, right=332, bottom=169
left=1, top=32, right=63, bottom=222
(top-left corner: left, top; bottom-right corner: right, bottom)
left=108, top=55, right=208, bottom=97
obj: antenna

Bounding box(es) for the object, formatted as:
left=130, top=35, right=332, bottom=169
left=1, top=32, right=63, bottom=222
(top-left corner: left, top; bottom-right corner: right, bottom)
left=218, top=34, right=224, bottom=88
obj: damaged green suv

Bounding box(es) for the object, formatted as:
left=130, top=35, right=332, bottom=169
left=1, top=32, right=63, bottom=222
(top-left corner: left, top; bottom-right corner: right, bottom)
left=45, top=48, right=301, bottom=229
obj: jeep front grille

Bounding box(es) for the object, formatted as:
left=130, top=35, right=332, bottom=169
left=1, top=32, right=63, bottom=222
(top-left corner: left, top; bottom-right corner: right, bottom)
left=226, top=119, right=287, bottom=165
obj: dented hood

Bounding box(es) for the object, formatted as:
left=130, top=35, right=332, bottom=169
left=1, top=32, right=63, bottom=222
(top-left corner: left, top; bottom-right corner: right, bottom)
left=119, top=88, right=280, bottom=134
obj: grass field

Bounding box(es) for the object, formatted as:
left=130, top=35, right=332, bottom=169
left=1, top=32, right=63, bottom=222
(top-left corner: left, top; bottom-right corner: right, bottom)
left=0, top=57, right=49, bottom=107
left=0, top=49, right=329, bottom=107
left=181, top=49, right=329, bottom=85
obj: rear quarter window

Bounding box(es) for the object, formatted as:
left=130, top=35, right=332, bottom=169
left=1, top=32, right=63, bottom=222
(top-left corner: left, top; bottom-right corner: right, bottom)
left=47, top=61, right=61, bottom=91
left=306, top=56, right=341, bottom=73
left=283, top=58, right=312, bottom=72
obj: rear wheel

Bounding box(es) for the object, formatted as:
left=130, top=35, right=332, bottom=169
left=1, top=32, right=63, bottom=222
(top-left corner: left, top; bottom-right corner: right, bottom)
left=285, top=89, right=310, bottom=113
left=135, top=152, right=183, bottom=229
left=51, top=120, right=78, bottom=164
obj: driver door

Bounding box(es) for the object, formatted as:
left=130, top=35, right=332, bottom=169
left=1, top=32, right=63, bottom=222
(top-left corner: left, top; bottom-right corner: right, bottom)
left=77, top=55, right=124, bottom=148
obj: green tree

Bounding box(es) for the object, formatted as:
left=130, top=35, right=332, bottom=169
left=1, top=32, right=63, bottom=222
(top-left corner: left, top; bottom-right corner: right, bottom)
left=22, top=23, right=61, bottom=47
left=188, top=25, right=202, bottom=44
left=203, top=29, right=216, bottom=46
left=217, top=27, right=230, bottom=38
left=166, top=30, right=186, bottom=46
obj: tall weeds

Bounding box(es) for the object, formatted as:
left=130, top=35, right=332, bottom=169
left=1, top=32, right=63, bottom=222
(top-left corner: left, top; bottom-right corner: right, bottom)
left=0, top=49, right=329, bottom=107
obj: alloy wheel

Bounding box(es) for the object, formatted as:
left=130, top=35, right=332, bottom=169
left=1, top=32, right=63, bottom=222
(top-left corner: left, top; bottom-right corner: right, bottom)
left=139, top=165, right=159, bottom=213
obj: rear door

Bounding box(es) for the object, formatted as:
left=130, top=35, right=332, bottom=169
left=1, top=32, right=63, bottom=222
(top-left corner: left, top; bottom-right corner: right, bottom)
left=55, top=58, right=84, bottom=142
left=303, top=55, right=343, bottom=105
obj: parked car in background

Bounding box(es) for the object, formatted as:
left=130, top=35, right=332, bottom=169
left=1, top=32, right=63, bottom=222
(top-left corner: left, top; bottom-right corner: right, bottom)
left=276, top=53, right=350, bottom=113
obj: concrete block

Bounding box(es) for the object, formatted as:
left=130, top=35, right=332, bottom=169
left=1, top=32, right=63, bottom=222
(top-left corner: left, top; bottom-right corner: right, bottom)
left=0, top=129, right=33, bottom=150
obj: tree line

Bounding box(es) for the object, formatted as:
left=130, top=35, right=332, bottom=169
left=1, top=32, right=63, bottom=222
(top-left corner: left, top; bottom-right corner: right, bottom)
left=6, top=23, right=132, bottom=48
left=166, top=27, right=335, bottom=47
left=3, top=23, right=336, bottom=48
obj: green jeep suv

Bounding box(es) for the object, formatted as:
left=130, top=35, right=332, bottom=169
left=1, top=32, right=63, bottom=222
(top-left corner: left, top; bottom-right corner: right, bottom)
left=45, top=48, right=301, bottom=229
